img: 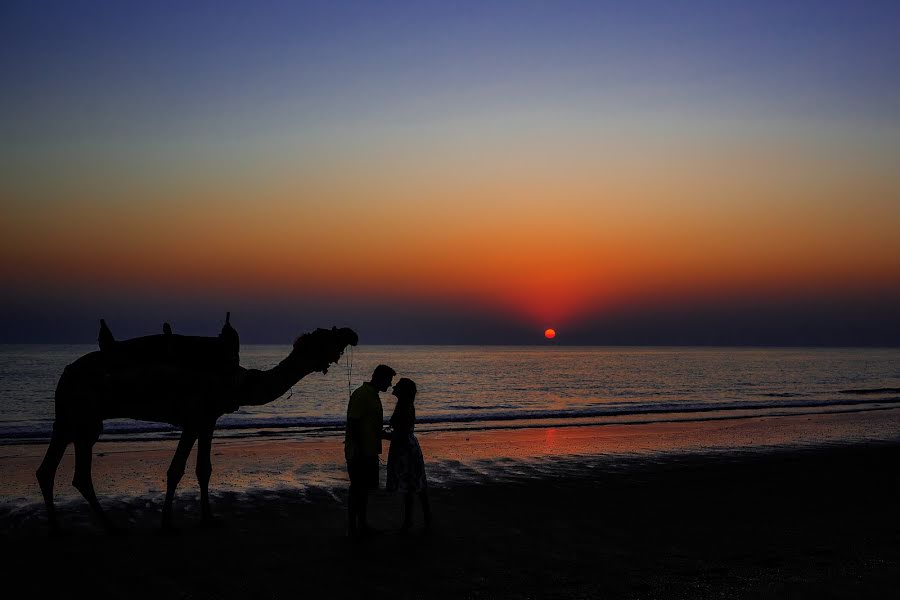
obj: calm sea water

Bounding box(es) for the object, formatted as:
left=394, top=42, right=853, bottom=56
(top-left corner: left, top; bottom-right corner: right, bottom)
left=1, top=345, right=898, bottom=444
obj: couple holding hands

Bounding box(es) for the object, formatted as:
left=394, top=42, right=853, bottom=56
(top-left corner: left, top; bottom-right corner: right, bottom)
left=345, top=364, right=432, bottom=537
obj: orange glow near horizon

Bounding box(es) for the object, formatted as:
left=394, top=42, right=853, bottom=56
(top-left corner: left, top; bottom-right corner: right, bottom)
left=544, top=328, right=556, bottom=339
left=3, top=195, right=898, bottom=329
left=2, top=130, right=900, bottom=328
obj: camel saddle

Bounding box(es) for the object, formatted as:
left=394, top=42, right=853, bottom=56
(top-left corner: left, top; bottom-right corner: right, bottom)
left=97, top=312, right=240, bottom=372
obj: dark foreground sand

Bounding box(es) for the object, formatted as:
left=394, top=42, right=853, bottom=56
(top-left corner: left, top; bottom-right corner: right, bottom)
left=2, top=441, right=899, bottom=599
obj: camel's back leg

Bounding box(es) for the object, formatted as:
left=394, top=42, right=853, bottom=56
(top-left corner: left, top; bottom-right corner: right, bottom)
left=197, top=428, right=215, bottom=522
left=36, top=426, right=70, bottom=534
left=72, top=427, right=116, bottom=532
left=162, top=428, right=197, bottom=531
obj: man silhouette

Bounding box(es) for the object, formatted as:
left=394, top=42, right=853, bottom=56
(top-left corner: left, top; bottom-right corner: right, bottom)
left=345, top=364, right=395, bottom=537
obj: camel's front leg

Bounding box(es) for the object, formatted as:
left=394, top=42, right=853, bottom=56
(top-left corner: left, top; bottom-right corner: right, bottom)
left=162, top=428, right=197, bottom=530
left=36, top=430, right=70, bottom=535
left=73, top=434, right=118, bottom=534
left=197, top=428, right=215, bottom=523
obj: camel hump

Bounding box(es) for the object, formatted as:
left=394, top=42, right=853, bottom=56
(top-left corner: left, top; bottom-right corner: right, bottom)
left=98, top=314, right=241, bottom=371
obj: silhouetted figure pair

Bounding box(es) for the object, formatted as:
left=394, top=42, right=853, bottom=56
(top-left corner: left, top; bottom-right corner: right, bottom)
left=345, top=367, right=431, bottom=537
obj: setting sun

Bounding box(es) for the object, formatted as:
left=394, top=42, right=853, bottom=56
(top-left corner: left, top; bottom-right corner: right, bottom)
left=544, top=328, right=556, bottom=340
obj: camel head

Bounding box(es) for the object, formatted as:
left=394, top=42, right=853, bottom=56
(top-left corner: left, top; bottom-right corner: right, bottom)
left=293, top=326, right=359, bottom=374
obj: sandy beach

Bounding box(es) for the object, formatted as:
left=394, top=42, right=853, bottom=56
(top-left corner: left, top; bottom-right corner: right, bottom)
left=2, top=412, right=900, bottom=599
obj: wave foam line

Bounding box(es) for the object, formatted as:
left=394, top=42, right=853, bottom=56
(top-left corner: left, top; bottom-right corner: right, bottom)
left=2, top=395, right=899, bottom=442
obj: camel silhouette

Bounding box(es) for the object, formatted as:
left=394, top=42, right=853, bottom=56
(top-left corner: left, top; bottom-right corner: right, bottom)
left=36, top=314, right=358, bottom=533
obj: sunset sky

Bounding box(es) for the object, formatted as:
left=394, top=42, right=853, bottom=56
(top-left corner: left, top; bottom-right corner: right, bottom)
left=2, top=1, right=899, bottom=344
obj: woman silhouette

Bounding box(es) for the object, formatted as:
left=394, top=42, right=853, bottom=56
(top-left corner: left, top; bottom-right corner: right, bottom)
left=385, top=378, right=432, bottom=531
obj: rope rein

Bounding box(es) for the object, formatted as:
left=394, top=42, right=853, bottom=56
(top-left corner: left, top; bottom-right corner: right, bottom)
left=346, top=344, right=353, bottom=400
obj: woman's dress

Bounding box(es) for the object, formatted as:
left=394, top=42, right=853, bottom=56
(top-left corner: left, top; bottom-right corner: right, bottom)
left=385, top=403, right=428, bottom=493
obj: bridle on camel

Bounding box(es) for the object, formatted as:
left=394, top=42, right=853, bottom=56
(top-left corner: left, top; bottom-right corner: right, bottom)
left=286, top=336, right=353, bottom=402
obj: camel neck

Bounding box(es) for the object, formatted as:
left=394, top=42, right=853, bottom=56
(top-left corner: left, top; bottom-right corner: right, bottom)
left=246, top=350, right=317, bottom=406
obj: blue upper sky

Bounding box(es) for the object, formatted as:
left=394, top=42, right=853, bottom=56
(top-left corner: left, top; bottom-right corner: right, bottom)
left=5, top=0, right=899, bottom=143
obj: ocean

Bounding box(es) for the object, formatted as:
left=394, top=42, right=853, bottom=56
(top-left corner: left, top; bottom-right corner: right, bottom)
left=2, top=344, right=898, bottom=445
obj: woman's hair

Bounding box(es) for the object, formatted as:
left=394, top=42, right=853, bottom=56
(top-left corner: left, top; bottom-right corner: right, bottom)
left=392, top=377, right=417, bottom=398
left=390, top=378, right=417, bottom=430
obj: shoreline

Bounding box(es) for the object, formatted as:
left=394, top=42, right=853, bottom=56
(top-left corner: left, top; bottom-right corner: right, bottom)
left=3, top=408, right=900, bottom=508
